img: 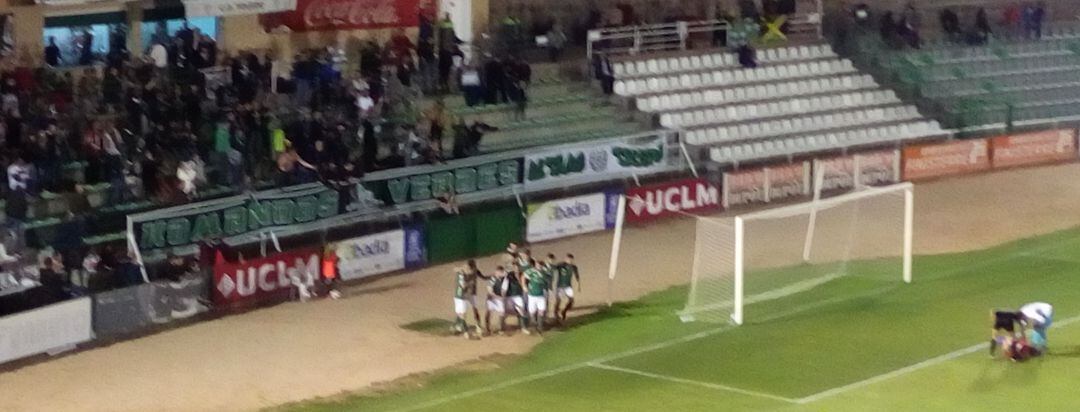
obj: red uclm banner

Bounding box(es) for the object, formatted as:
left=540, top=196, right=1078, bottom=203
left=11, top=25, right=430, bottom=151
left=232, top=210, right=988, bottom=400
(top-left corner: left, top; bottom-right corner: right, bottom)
left=259, top=0, right=431, bottom=32
left=213, top=248, right=321, bottom=307
left=625, top=178, right=721, bottom=223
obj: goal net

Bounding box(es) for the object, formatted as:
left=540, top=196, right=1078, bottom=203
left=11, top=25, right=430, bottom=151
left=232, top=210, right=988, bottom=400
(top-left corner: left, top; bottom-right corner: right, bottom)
left=679, top=182, right=913, bottom=324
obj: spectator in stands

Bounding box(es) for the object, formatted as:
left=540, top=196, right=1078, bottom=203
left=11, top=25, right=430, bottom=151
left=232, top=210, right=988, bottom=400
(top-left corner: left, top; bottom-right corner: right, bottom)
left=453, top=120, right=497, bottom=158
left=879, top=11, right=898, bottom=46
left=39, top=257, right=68, bottom=302
left=6, top=153, right=30, bottom=192
left=460, top=64, right=484, bottom=106
left=53, top=211, right=86, bottom=277
left=973, top=8, right=992, bottom=45
left=424, top=99, right=452, bottom=155
left=177, top=158, right=199, bottom=199
left=438, top=45, right=463, bottom=93
left=508, top=56, right=531, bottom=121
left=738, top=44, right=758, bottom=68
left=900, top=4, right=922, bottom=49
left=738, top=0, right=759, bottom=20
left=44, top=36, right=62, bottom=67
left=546, top=24, right=568, bottom=62
left=1023, top=4, right=1045, bottom=39
left=940, top=8, right=961, bottom=43
left=593, top=53, right=615, bottom=96
left=159, top=253, right=190, bottom=282
left=484, top=56, right=507, bottom=104
left=4, top=185, right=28, bottom=231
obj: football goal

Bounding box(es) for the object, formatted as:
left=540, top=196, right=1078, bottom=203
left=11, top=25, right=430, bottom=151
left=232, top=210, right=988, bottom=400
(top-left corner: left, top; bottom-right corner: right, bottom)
left=679, top=181, right=913, bottom=324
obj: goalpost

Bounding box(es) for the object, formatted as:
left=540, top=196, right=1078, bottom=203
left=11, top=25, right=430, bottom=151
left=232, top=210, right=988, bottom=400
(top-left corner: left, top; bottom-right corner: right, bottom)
left=679, top=181, right=914, bottom=325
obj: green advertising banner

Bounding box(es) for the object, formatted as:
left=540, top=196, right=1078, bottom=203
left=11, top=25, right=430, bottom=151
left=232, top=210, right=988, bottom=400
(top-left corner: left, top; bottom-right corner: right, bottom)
left=129, top=184, right=340, bottom=251
left=361, top=158, right=523, bottom=206
left=524, top=135, right=668, bottom=188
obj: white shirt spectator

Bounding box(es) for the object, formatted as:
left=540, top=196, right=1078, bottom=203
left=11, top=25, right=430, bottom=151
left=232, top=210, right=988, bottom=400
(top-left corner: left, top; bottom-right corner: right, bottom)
left=7, top=161, right=30, bottom=191
left=177, top=161, right=198, bottom=196
left=150, top=44, right=169, bottom=68
left=102, top=130, right=122, bottom=156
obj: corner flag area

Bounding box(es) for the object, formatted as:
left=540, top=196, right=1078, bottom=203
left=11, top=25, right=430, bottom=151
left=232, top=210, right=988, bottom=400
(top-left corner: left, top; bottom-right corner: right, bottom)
left=285, top=227, right=1080, bottom=412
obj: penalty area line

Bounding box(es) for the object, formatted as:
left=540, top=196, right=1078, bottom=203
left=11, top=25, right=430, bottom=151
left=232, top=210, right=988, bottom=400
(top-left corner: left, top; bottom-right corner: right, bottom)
left=588, top=362, right=799, bottom=404
left=795, top=314, right=1080, bottom=404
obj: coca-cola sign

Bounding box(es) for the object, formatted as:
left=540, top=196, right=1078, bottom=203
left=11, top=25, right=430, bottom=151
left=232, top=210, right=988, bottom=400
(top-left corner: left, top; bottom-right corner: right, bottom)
left=260, top=0, right=430, bottom=32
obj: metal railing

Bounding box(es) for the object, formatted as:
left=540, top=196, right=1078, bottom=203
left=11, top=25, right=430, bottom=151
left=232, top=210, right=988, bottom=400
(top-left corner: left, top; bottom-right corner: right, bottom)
left=587, top=20, right=730, bottom=61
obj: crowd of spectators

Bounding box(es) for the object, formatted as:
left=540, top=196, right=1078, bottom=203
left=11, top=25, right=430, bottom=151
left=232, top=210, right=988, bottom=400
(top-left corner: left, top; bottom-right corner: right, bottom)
left=0, top=13, right=550, bottom=313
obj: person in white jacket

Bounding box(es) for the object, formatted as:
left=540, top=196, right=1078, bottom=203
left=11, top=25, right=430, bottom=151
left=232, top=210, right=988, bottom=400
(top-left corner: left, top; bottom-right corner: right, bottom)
left=177, top=160, right=198, bottom=198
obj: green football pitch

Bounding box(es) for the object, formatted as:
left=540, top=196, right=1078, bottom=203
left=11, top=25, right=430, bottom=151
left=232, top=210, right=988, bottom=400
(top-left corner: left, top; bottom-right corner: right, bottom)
left=284, top=227, right=1080, bottom=412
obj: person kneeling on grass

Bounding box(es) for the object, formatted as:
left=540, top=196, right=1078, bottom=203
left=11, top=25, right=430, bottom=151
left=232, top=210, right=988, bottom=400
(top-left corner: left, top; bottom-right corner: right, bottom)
left=1020, top=301, right=1053, bottom=342
left=990, top=309, right=1023, bottom=356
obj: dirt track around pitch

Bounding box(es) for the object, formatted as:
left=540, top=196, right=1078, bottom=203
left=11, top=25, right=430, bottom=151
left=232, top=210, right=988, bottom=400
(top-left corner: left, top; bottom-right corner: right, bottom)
left=2, top=164, right=1080, bottom=412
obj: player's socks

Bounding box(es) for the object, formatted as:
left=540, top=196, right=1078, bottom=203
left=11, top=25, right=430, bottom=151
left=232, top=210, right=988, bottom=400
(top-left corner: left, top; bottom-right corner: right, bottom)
left=989, top=338, right=997, bottom=356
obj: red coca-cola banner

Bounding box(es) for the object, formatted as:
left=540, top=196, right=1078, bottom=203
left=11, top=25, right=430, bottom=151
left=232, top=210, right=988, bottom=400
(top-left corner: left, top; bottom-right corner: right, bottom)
left=213, top=248, right=321, bottom=307
left=625, top=178, right=721, bottom=223
left=259, top=0, right=431, bottom=32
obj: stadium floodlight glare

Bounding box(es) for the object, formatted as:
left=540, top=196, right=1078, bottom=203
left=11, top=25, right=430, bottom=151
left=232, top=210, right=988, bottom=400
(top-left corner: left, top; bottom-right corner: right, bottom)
left=680, top=180, right=913, bottom=325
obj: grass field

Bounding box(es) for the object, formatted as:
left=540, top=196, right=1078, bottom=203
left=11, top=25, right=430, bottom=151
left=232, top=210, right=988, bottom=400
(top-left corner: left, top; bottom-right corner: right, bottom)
left=283, top=227, right=1080, bottom=412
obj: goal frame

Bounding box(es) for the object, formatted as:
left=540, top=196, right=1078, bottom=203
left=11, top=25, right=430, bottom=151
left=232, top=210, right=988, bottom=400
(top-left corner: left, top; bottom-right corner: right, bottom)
left=714, top=181, right=913, bottom=325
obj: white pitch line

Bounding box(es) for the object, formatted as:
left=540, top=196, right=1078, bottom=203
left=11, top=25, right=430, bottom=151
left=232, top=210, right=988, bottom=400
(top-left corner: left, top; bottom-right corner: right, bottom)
left=796, top=314, right=1080, bottom=404
left=392, top=285, right=900, bottom=412
left=589, top=362, right=799, bottom=404
left=392, top=233, right=1080, bottom=412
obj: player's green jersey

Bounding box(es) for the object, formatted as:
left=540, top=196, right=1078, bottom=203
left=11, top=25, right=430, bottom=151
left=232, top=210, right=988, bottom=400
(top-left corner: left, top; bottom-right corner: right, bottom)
left=524, top=267, right=548, bottom=296
left=488, top=274, right=506, bottom=297
left=557, top=263, right=577, bottom=288
left=505, top=272, right=524, bottom=296
left=454, top=269, right=477, bottom=298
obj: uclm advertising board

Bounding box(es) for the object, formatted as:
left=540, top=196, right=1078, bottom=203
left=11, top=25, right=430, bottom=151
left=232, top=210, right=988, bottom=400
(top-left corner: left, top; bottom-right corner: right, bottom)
left=625, top=178, right=720, bottom=223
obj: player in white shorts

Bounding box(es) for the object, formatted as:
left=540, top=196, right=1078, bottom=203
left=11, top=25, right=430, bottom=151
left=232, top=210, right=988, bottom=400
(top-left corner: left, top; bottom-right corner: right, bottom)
left=523, top=259, right=549, bottom=335
left=553, top=254, right=581, bottom=325
left=452, top=260, right=484, bottom=337
left=484, top=266, right=508, bottom=335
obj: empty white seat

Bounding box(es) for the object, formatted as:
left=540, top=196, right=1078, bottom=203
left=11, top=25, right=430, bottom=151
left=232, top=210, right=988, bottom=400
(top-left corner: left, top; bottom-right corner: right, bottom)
left=646, top=59, right=658, bottom=74
left=777, top=48, right=790, bottom=60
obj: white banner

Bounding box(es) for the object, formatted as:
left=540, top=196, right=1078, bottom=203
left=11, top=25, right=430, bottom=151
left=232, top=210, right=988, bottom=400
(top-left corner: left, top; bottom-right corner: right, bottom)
left=524, top=135, right=669, bottom=188
left=0, top=298, right=93, bottom=365
left=184, top=0, right=297, bottom=17
left=334, top=228, right=422, bottom=281
left=527, top=193, right=610, bottom=242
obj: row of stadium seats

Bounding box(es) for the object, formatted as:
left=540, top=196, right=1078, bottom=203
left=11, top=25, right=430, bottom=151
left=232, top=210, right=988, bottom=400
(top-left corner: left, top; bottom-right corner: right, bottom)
left=683, top=106, right=926, bottom=145
left=659, top=90, right=901, bottom=129
left=709, top=120, right=944, bottom=163
left=614, top=59, right=857, bottom=96
left=612, top=44, right=837, bottom=78
left=910, top=39, right=1073, bottom=65
left=924, top=71, right=1080, bottom=99
left=920, top=55, right=1080, bottom=83
left=941, top=82, right=1080, bottom=105
left=636, top=74, right=878, bottom=112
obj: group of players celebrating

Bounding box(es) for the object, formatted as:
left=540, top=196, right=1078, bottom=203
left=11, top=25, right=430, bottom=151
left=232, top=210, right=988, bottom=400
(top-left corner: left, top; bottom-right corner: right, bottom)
left=452, top=243, right=581, bottom=338
left=990, top=301, right=1054, bottom=361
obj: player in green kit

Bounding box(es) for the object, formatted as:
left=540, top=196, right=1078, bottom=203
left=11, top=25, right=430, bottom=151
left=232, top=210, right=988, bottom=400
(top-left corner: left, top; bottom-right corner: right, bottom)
left=505, top=263, right=528, bottom=334
left=540, top=254, right=559, bottom=319
left=452, top=260, right=484, bottom=338
left=524, top=259, right=549, bottom=335
left=553, top=254, right=580, bottom=325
